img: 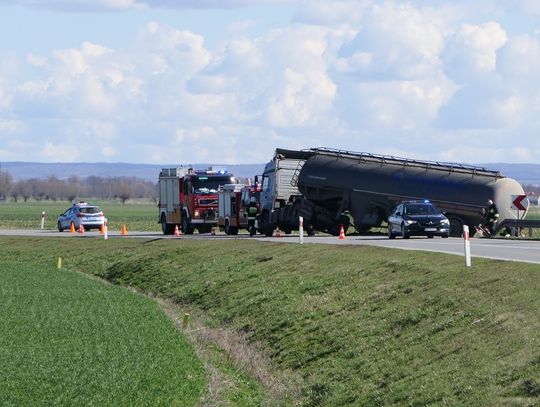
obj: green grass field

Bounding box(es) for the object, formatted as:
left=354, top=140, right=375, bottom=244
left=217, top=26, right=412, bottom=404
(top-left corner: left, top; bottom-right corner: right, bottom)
left=1, top=237, right=538, bottom=406
left=0, top=254, right=205, bottom=406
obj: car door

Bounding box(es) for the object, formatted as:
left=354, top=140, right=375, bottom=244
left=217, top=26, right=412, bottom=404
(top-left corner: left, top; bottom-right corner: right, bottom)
left=60, top=208, right=71, bottom=229
left=388, top=205, right=402, bottom=233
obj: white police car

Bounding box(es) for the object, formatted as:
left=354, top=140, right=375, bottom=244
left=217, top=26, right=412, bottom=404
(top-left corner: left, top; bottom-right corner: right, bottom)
left=57, top=202, right=105, bottom=232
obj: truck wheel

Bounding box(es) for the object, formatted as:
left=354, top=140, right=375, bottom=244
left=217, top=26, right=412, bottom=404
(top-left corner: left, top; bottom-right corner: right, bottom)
left=448, top=217, right=463, bottom=237
left=161, top=214, right=175, bottom=235
left=260, top=212, right=274, bottom=237
left=182, top=216, right=194, bottom=235
left=224, top=219, right=238, bottom=235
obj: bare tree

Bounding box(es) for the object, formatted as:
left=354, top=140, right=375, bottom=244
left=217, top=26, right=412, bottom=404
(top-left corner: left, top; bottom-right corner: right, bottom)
left=0, top=170, right=11, bottom=200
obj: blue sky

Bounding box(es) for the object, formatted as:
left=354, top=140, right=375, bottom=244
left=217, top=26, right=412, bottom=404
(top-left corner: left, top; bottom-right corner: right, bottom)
left=1, top=0, right=540, bottom=165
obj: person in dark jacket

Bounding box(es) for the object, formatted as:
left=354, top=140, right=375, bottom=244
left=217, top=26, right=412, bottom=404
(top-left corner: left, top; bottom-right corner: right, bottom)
left=483, top=199, right=499, bottom=236
left=247, top=196, right=258, bottom=237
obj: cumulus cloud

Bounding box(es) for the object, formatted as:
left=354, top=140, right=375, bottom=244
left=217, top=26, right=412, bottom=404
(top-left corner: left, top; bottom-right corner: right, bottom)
left=336, top=3, right=446, bottom=80
left=442, top=21, right=507, bottom=83
left=1, top=1, right=540, bottom=163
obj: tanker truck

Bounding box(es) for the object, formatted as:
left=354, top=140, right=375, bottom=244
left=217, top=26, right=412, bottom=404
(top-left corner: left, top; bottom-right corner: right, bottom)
left=258, top=147, right=526, bottom=237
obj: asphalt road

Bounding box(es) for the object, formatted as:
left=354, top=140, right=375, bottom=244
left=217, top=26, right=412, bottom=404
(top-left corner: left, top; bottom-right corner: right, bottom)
left=1, top=229, right=540, bottom=265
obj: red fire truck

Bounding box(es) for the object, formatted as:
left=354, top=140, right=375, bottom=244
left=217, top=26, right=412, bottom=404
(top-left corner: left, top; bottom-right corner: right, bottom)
left=217, top=184, right=260, bottom=235
left=159, top=167, right=235, bottom=234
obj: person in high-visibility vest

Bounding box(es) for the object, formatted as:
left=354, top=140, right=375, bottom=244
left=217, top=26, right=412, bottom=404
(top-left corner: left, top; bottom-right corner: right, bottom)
left=247, top=196, right=258, bottom=237
left=483, top=199, right=499, bottom=236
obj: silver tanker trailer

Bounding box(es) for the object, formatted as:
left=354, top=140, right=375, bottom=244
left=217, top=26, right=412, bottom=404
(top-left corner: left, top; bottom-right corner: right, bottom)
left=258, top=147, right=526, bottom=237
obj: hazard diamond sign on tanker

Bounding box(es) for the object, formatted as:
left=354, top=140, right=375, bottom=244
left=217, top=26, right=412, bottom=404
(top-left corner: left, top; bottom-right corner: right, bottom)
left=511, top=195, right=529, bottom=211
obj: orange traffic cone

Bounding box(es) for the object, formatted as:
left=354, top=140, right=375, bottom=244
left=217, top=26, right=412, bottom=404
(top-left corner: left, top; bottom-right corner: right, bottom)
left=339, top=225, right=345, bottom=240
left=174, top=225, right=181, bottom=237
left=275, top=226, right=282, bottom=238
left=121, top=224, right=128, bottom=236
left=78, top=224, right=84, bottom=234
left=69, top=222, right=75, bottom=233
left=99, top=225, right=104, bottom=235
left=211, top=226, right=216, bottom=236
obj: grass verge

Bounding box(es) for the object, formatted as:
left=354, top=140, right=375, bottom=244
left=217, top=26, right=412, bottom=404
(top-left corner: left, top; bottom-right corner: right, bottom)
left=1, top=237, right=539, bottom=406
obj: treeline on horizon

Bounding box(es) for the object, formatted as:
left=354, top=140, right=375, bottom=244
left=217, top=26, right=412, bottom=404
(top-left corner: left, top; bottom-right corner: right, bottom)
left=0, top=169, right=539, bottom=204
left=0, top=170, right=157, bottom=203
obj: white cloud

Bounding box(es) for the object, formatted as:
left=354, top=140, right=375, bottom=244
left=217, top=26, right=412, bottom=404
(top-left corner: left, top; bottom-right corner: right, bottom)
left=497, top=35, right=540, bottom=86
left=2, top=1, right=540, bottom=164
left=266, top=68, right=336, bottom=127
left=336, top=3, right=447, bottom=80
left=443, top=21, right=507, bottom=82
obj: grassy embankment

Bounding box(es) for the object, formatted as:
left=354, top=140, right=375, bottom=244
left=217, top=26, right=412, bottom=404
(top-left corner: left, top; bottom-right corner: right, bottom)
left=1, top=236, right=538, bottom=406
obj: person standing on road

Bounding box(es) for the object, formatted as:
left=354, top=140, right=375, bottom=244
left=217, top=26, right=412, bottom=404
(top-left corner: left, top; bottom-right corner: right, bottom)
left=247, top=196, right=258, bottom=237
left=483, top=199, right=499, bottom=236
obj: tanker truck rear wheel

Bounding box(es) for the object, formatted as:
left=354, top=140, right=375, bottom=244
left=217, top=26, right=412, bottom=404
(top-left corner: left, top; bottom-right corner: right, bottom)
left=448, top=217, right=463, bottom=237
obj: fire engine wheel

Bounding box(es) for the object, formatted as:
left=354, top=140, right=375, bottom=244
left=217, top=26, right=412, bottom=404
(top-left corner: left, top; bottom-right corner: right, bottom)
left=182, top=216, right=194, bottom=235
left=224, top=219, right=238, bottom=235
left=161, top=214, right=175, bottom=235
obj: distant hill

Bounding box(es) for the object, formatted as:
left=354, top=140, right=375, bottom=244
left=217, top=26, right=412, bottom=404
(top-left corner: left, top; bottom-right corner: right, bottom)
left=1, top=161, right=539, bottom=185
left=478, top=163, right=540, bottom=185
left=0, top=162, right=265, bottom=182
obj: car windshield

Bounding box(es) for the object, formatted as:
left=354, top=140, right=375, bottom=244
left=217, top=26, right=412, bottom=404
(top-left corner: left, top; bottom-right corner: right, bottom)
left=79, top=206, right=101, bottom=214
left=404, top=204, right=440, bottom=215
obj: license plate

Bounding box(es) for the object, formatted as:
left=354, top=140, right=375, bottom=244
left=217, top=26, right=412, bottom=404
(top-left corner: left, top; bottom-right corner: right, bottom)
left=425, top=228, right=437, bottom=232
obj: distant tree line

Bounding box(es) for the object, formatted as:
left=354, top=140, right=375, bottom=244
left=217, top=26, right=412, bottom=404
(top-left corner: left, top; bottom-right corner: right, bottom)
left=0, top=170, right=158, bottom=203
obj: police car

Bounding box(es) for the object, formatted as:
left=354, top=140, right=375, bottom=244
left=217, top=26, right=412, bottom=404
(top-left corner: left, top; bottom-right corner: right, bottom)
left=387, top=200, right=450, bottom=239
left=57, top=201, right=105, bottom=232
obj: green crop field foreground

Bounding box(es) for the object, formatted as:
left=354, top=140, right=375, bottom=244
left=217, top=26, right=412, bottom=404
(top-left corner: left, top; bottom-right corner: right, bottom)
left=0, top=236, right=538, bottom=407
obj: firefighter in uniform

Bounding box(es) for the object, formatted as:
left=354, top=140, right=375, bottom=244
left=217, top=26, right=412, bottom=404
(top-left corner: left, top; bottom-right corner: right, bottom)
left=483, top=199, right=499, bottom=236
left=247, top=196, right=258, bottom=237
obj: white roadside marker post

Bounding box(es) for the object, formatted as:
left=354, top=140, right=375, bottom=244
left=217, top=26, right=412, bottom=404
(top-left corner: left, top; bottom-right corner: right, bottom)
left=104, top=218, right=108, bottom=240
left=299, top=216, right=304, bottom=244
left=41, top=211, right=46, bottom=229
left=463, top=225, right=471, bottom=267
